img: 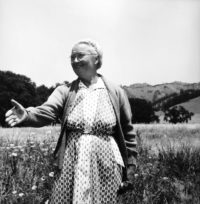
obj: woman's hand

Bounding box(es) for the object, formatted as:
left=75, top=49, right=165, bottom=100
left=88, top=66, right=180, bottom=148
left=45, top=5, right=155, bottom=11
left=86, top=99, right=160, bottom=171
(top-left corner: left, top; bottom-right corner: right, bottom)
left=127, top=164, right=136, bottom=181
left=118, top=165, right=136, bottom=194
left=5, top=99, right=27, bottom=127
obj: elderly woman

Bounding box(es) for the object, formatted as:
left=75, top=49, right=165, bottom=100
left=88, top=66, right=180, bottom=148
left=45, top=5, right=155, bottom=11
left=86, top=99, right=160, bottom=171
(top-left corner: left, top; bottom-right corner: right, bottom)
left=5, top=40, right=137, bottom=204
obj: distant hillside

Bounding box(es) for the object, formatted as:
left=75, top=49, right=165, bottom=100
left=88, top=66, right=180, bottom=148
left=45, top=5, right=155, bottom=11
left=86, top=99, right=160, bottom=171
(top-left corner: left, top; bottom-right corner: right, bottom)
left=159, top=96, right=200, bottom=124
left=178, top=96, right=200, bottom=114
left=124, top=81, right=200, bottom=103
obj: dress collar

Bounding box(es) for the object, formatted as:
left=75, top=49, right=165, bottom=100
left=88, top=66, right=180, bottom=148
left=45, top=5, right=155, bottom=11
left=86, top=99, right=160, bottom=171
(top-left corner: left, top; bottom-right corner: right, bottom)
left=78, top=76, right=105, bottom=90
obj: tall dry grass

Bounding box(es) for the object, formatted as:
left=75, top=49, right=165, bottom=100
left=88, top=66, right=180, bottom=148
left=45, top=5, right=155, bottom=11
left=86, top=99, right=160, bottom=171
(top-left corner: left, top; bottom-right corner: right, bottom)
left=0, top=124, right=200, bottom=203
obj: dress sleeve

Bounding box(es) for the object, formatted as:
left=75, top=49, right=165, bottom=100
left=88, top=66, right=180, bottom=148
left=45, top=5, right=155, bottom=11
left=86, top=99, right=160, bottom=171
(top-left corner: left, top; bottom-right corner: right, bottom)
left=119, top=89, right=137, bottom=166
left=23, top=85, right=68, bottom=127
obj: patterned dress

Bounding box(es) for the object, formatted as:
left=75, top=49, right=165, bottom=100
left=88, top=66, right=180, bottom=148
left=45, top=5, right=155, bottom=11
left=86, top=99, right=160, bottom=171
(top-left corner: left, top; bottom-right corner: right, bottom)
left=50, top=78, right=124, bottom=204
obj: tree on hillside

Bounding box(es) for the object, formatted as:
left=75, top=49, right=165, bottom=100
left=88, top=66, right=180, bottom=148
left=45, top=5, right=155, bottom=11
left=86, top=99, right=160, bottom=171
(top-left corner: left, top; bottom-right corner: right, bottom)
left=164, top=105, right=194, bottom=124
left=129, top=98, right=159, bottom=123
left=0, top=71, right=38, bottom=126
left=152, top=89, right=200, bottom=111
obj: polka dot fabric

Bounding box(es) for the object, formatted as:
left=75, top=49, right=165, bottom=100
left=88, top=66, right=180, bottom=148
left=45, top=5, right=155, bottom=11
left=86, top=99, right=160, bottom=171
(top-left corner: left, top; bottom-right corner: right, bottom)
left=50, top=78, right=123, bottom=204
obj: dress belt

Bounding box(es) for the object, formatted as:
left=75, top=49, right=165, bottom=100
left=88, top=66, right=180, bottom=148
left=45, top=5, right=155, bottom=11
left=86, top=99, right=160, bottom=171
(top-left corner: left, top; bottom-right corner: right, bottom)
left=68, top=129, right=114, bottom=137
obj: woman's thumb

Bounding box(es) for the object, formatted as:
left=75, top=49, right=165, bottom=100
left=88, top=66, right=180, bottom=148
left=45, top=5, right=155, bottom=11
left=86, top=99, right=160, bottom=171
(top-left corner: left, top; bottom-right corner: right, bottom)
left=11, top=99, right=23, bottom=109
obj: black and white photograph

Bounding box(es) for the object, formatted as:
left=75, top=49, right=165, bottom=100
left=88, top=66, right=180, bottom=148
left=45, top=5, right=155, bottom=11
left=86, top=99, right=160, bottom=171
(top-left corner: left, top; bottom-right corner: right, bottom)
left=0, top=0, right=200, bottom=203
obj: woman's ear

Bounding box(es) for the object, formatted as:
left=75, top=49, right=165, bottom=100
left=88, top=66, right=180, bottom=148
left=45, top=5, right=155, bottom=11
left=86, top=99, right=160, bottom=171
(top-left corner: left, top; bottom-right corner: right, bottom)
left=94, top=56, right=99, bottom=65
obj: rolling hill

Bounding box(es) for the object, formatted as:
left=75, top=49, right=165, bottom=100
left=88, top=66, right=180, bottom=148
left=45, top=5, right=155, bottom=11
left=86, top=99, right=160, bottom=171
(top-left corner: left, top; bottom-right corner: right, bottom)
left=178, top=96, right=200, bottom=123
left=158, top=96, right=200, bottom=123
left=124, top=82, right=200, bottom=123
left=124, top=81, right=200, bottom=103
left=179, top=96, right=200, bottom=114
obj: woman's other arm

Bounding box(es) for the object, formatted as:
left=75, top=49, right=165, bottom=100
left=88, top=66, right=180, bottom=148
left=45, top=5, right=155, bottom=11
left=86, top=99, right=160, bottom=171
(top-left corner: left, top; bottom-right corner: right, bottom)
left=119, top=89, right=137, bottom=166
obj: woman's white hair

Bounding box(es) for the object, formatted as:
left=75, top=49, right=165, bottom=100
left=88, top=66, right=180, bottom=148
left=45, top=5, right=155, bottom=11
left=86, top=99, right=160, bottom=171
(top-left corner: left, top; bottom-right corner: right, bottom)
left=75, top=39, right=103, bottom=69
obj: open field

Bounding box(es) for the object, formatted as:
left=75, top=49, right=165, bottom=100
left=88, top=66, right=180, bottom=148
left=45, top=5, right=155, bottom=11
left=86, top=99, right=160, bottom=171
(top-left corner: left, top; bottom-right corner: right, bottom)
left=1, top=123, right=200, bottom=147
left=134, top=123, right=200, bottom=152
left=0, top=124, right=200, bottom=203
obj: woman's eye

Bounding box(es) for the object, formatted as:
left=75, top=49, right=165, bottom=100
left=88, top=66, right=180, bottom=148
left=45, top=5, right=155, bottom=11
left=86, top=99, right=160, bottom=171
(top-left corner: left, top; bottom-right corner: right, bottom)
left=77, top=54, right=84, bottom=59
left=71, top=53, right=85, bottom=61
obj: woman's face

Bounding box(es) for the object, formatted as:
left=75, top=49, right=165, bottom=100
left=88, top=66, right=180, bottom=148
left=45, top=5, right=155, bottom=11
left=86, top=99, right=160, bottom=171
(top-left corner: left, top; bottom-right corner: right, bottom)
left=71, top=43, right=98, bottom=80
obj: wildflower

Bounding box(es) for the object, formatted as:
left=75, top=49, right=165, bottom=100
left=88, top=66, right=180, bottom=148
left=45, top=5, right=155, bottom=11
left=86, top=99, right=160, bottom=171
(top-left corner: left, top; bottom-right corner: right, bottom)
left=49, top=172, right=54, bottom=177
left=41, top=176, right=46, bottom=181
left=12, top=190, right=17, bottom=195
left=44, top=152, right=48, bottom=156
left=20, top=148, right=25, bottom=152
left=147, top=163, right=153, bottom=167
left=14, top=145, right=22, bottom=149
left=11, top=152, right=17, bottom=157
left=32, top=185, right=37, bottom=190
left=19, top=193, right=24, bottom=197
left=142, top=172, right=147, bottom=177
left=29, top=141, right=35, bottom=145
left=134, top=174, right=139, bottom=178
left=41, top=148, right=48, bottom=152
left=45, top=200, right=49, bottom=204
left=162, top=177, right=169, bottom=181
left=10, top=144, right=15, bottom=147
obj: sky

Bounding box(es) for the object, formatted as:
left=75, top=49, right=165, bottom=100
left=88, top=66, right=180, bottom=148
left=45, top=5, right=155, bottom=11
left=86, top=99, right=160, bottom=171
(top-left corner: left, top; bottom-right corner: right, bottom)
left=0, top=0, right=200, bottom=87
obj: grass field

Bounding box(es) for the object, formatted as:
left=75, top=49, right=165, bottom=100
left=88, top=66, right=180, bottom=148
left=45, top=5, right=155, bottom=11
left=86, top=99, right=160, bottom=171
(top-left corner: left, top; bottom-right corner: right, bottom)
left=0, top=124, right=200, bottom=204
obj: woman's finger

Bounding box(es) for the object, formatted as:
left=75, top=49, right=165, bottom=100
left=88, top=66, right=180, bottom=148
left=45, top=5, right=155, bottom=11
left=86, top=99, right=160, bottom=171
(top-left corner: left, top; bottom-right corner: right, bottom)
left=5, top=107, right=15, bottom=117
left=10, top=120, right=17, bottom=127
left=5, top=115, right=17, bottom=123
left=7, top=118, right=14, bottom=126
left=6, top=115, right=17, bottom=121
left=8, top=118, right=19, bottom=127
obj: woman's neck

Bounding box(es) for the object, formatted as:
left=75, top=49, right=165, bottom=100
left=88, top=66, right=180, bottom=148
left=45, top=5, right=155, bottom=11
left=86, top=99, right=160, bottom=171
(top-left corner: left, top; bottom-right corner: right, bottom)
left=80, top=74, right=99, bottom=87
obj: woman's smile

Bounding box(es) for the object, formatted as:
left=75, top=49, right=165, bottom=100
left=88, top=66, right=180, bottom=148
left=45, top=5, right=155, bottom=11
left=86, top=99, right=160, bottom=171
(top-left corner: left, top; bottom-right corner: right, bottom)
left=72, top=61, right=85, bottom=69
